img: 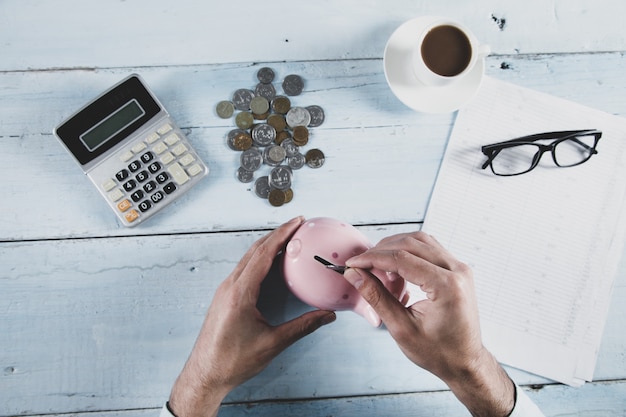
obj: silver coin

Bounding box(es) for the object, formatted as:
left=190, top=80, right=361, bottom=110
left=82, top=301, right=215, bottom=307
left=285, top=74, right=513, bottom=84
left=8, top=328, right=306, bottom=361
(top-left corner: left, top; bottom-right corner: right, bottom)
left=287, top=152, right=306, bottom=170
left=227, top=129, right=247, bottom=151
left=285, top=106, right=311, bottom=128
left=282, top=74, right=304, bottom=96
left=306, top=105, right=325, bottom=127
left=232, top=89, right=255, bottom=111
left=280, top=138, right=299, bottom=157
left=305, top=149, right=325, bottom=169
left=251, top=124, right=277, bottom=146
left=264, top=144, right=287, bottom=166
left=255, top=82, right=276, bottom=101
left=257, top=67, right=275, bottom=84
left=240, top=147, right=263, bottom=171
left=237, top=166, right=254, bottom=183
left=254, top=176, right=271, bottom=198
left=216, top=100, right=235, bottom=119
left=250, top=96, right=270, bottom=115
left=269, top=166, right=292, bottom=190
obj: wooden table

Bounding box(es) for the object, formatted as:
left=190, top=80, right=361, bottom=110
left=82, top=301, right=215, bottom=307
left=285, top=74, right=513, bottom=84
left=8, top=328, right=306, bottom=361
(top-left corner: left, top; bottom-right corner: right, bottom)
left=2, top=1, right=625, bottom=415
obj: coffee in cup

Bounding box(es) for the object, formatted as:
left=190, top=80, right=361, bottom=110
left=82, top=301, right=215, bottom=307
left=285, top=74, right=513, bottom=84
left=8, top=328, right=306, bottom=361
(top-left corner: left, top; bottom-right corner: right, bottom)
left=412, top=19, right=490, bottom=86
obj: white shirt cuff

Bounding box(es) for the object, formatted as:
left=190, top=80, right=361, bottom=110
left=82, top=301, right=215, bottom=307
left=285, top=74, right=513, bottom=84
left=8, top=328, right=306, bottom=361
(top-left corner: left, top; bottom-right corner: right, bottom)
left=160, top=403, right=176, bottom=417
left=509, top=384, right=545, bottom=417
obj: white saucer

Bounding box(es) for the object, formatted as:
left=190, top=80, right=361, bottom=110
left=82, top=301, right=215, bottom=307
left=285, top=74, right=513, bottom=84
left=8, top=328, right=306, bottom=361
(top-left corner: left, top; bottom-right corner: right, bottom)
left=383, top=16, right=486, bottom=114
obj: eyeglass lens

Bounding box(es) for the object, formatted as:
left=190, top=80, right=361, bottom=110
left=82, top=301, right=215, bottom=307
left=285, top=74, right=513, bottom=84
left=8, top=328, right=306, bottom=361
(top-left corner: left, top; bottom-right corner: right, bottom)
left=489, top=133, right=597, bottom=176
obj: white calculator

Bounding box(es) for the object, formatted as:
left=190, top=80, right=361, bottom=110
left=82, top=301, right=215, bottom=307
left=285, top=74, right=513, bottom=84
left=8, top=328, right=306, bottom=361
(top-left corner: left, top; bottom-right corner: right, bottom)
left=54, top=74, right=209, bottom=227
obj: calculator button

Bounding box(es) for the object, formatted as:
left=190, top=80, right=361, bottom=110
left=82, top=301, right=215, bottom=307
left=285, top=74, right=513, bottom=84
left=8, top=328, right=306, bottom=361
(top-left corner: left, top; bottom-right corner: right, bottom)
left=157, top=123, right=173, bottom=135
left=123, top=179, right=137, bottom=192
left=148, top=162, right=162, bottom=174
left=108, top=188, right=124, bottom=202
left=131, top=142, right=147, bottom=154
left=102, top=178, right=116, bottom=192
left=153, top=142, right=168, bottom=155
left=168, top=162, right=190, bottom=185
left=172, top=143, right=188, bottom=156
left=116, top=169, right=130, bottom=181
left=131, top=190, right=145, bottom=202
left=135, top=170, right=149, bottom=183
left=163, top=182, right=177, bottom=194
left=125, top=209, right=140, bottom=223
left=155, top=172, right=169, bottom=184
left=164, top=133, right=180, bottom=146
left=143, top=180, right=157, bottom=193
left=138, top=200, right=152, bottom=212
left=120, top=150, right=134, bottom=163
left=140, top=151, right=154, bottom=163
left=187, top=163, right=204, bottom=177
left=128, top=160, right=142, bottom=172
left=145, top=132, right=160, bottom=144
left=117, top=199, right=132, bottom=213
left=160, top=151, right=175, bottom=165
left=179, top=153, right=195, bottom=167
left=151, top=191, right=165, bottom=204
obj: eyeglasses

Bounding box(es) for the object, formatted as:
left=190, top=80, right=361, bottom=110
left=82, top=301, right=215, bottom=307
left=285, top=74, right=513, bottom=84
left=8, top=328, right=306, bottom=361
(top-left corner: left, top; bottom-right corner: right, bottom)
left=481, top=130, right=602, bottom=176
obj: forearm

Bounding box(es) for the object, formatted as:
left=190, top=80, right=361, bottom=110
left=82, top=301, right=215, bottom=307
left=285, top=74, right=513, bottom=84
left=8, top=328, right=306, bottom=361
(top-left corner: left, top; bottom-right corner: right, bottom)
left=167, top=362, right=230, bottom=417
left=443, top=348, right=515, bottom=417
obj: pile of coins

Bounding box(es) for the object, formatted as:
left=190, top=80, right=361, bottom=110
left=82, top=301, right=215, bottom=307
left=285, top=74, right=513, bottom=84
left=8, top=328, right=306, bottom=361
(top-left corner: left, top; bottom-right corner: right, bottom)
left=216, top=67, right=326, bottom=207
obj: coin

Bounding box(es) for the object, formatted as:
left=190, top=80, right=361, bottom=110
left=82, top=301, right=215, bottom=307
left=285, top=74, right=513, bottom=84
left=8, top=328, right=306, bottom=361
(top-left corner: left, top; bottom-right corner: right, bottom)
left=286, top=106, right=311, bottom=128
left=250, top=96, right=270, bottom=115
left=237, top=166, right=254, bottom=183
left=269, top=166, right=292, bottom=190
left=227, top=129, right=247, bottom=150
left=306, top=105, right=325, bottom=127
left=232, top=89, right=255, bottom=111
left=272, top=96, right=291, bottom=114
left=264, top=144, right=287, bottom=166
left=240, top=147, right=263, bottom=171
left=251, top=124, right=276, bottom=146
left=257, top=67, right=275, bottom=84
left=252, top=110, right=270, bottom=120
left=235, top=111, right=254, bottom=130
left=268, top=189, right=286, bottom=207
left=280, top=138, right=299, bottom=157
left=282, top=74, right=304, bottom=96
left=287, top=152, right=306, bottom=170
left=233, top=131, right=253, bottom=151
left=267, top=114, right=287, bottom=132
left=292, top=125, right=309, bottom=146
left=305, top=148, right=325, bottom=168
left=216, top=100, right=235, bottom=119
left=254, top=176, right=271, bottom=198
left=283, top=188, right=294, bottom=204
left=255, top=82, right=276, bottom=101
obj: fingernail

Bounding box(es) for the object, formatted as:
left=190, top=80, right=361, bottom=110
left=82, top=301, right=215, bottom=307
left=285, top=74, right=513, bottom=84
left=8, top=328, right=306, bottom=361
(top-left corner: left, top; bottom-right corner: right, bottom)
left=343, top=268, right=364, bottom=290
left=320, top=312, right=336, bottom=326
left=288, top=216, right=304, bottom=224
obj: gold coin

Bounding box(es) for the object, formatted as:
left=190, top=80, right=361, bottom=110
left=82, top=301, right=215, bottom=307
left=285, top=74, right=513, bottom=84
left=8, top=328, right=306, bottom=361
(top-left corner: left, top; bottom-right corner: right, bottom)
left=233, top=132, right=253, bottom=151
left=235, top=112, right=254, bottom=130
left=275, top=131, right=291, bottom=145
left=268, top=189, right=286, bottom=207
left=272, top=96, right=291, bottom=114
left=283, top=188, right=293, bottom=204
left=292, top=125, right=309, bottom=146
left=253, top=110, right=270, bottom=120
left=267, top=114, right=287, bottom=132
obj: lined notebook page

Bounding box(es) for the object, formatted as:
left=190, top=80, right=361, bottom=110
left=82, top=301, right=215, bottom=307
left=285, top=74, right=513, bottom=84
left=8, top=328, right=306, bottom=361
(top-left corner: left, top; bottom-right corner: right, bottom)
left=422, top=77, right=626, bottom=386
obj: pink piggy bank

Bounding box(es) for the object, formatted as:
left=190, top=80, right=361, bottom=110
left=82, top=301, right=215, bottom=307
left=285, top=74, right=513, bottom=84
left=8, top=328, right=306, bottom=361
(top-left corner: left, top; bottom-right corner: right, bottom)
left=282, top=217, right=406, bottom=327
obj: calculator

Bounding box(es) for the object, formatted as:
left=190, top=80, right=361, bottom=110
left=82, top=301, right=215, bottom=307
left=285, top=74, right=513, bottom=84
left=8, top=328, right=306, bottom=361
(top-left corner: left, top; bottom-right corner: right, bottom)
left=54, top=74, right=209, bottom=227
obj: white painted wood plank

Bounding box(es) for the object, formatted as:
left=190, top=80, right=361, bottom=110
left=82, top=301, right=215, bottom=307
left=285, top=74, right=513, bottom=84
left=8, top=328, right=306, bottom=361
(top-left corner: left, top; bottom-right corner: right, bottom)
left=1, top=226, right=625, bottom=415
left=3, top=53, right=626, bottom=240
left=3, top=0, right=626, bottom=71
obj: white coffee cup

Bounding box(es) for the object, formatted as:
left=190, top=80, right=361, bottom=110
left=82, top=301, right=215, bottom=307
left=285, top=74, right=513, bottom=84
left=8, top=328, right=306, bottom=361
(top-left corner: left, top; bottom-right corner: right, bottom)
left=412, top=19, right=490, bottom=87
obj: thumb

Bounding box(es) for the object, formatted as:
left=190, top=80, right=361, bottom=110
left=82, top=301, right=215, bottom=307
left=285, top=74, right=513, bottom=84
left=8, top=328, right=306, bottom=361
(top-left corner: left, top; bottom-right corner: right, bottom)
left=343, top=268, right=406, bottom=328
left=274, top=310, right=336, bottom=350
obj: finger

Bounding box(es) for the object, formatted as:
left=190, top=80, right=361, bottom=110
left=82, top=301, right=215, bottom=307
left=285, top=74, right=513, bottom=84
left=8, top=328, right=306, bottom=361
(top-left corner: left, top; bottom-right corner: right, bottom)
left=343, top=268, right=409, bottom=329
left=271, top=310, right=336, bottom=352
left=368, top=232, right=458, bottom=271
left=235, top=217, right=305, bottom=305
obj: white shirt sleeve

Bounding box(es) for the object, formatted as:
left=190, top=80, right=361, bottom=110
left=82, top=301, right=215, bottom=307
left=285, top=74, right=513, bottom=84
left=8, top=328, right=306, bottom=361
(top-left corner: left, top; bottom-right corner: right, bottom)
left=509, top=384, right=545, bottom=417
left=160, top=403, right=176, bottom=417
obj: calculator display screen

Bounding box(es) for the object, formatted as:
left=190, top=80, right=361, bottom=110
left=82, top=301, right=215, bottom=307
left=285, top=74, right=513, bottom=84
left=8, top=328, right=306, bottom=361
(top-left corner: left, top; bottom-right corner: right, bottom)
left=80, top=99, right=146, bottom=151
left=55, top=75, right=161, bottom=166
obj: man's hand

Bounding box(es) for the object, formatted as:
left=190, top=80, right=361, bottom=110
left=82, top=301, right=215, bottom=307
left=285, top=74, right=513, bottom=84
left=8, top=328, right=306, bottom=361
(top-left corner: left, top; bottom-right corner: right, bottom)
left=344, top=231, right=515, bottom=417
left=168, top=217, right=336, bottom=417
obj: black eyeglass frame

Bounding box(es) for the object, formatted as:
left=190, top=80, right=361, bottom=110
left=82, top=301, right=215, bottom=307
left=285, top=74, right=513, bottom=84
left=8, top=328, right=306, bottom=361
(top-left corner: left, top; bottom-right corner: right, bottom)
left=481, top=129, right=602, bottom=176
